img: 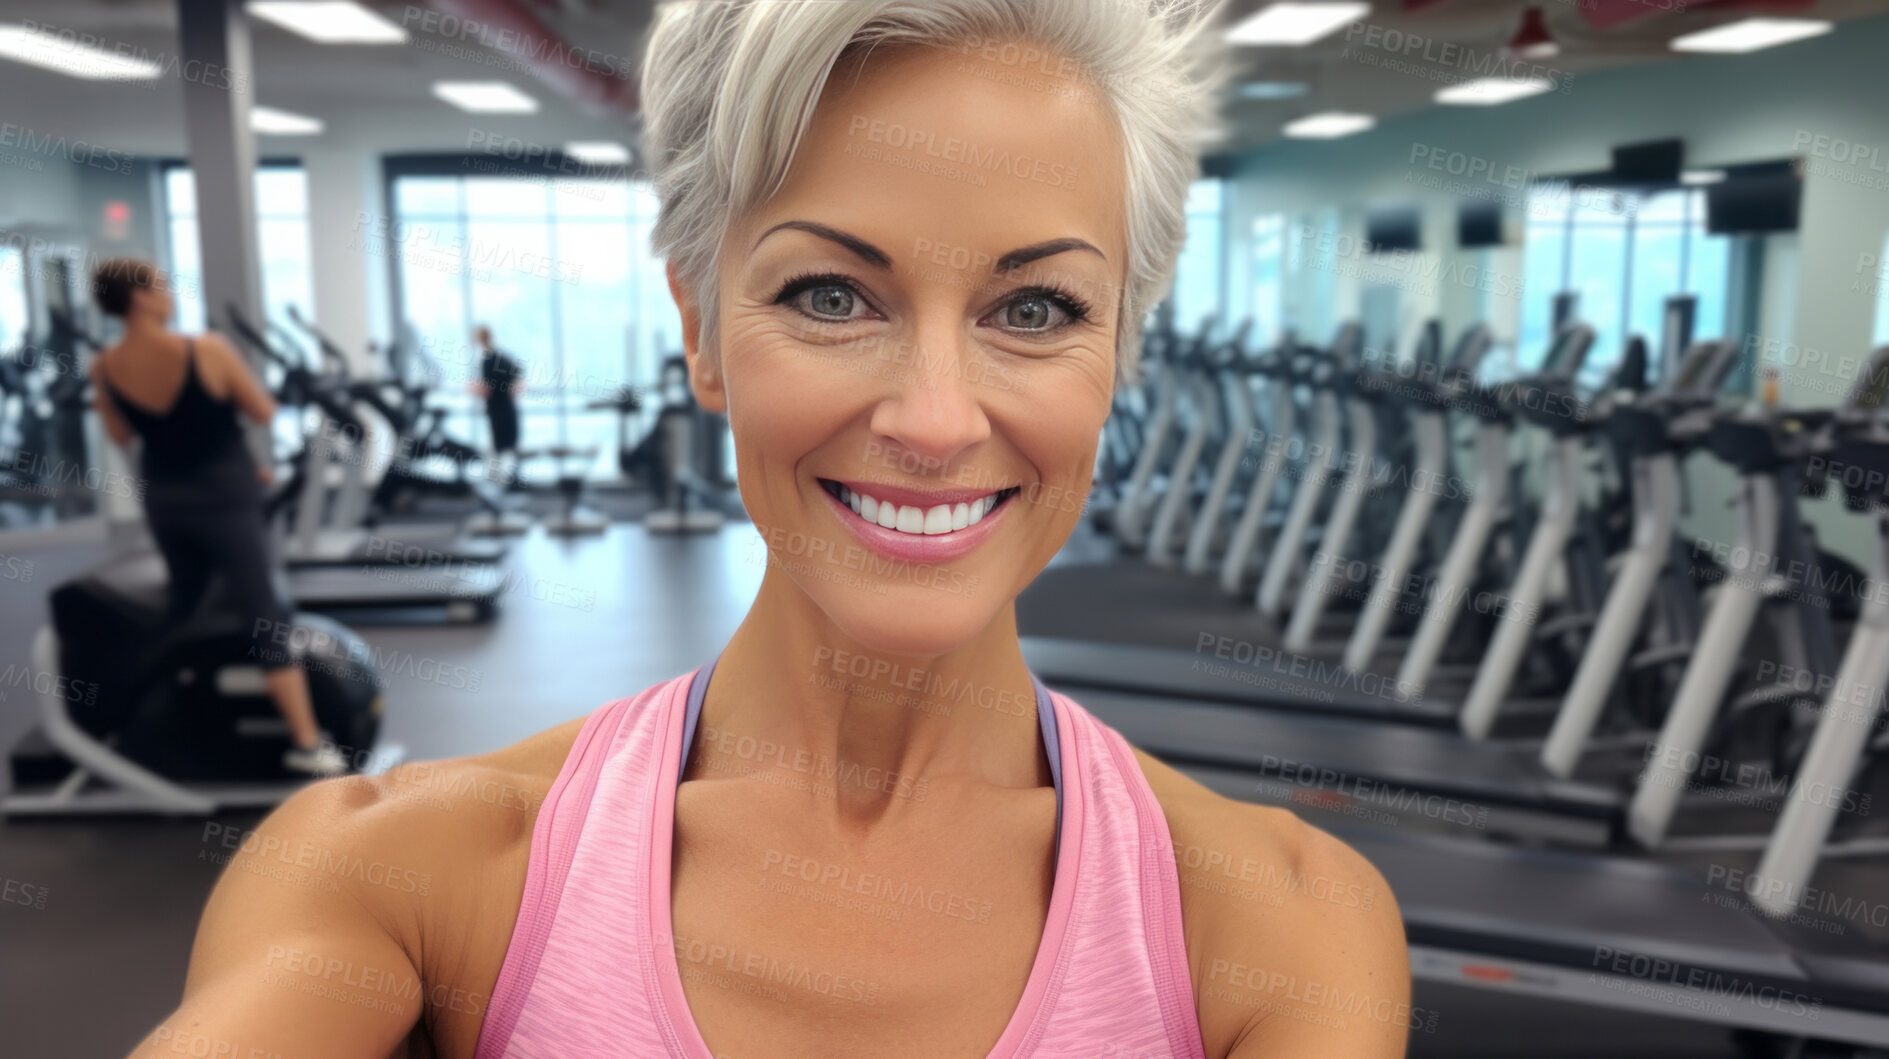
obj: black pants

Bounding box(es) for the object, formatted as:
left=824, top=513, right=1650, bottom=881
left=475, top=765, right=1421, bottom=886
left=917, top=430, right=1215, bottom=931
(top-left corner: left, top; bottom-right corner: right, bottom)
left=487, top=394, right=519, bottom=455
left=145, top=497, right=294, bottom=670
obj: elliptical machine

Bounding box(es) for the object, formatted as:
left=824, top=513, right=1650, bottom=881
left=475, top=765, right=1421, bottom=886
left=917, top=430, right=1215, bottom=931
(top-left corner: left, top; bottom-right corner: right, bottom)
left=592, top=356, right=727, bottom=533
left=4, top=548, right=397, bottom=817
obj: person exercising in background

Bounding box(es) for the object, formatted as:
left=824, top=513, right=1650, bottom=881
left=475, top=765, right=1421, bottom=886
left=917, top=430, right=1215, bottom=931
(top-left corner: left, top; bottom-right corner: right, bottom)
left=88, top=258, right=346, bottom=778
left=469, top=325, right=522, bottom=486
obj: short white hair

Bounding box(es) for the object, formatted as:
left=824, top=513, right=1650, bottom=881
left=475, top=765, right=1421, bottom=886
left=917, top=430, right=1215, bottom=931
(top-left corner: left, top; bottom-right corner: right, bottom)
left=639, top=0, right=1225, bottom=382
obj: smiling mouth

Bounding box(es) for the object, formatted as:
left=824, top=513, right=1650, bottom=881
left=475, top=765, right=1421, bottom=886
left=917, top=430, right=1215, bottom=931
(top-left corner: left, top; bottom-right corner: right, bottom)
left=819, top=479, right=1020, bottom=535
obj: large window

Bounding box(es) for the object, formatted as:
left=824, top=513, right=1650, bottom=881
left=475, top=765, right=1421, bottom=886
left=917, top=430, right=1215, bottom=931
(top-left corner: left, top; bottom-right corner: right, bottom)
left=0, top=245, right=27, bottom=354
left=1873, top=231, right=1889, bottom=347
left=163, top=166, right=314, bottom=334
left=1250, top=213, right=1285, bottom=347
left=1521, top=185, right=1729, bottom=390
left=388, top=171, right=681, bottom=477
left=1169, top=179, right=1225, bottom=334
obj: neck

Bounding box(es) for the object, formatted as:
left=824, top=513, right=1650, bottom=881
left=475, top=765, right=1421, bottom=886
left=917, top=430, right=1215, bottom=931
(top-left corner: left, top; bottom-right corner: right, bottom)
left=701, top=567, right=1046, bottom=825
left=123, top=312, right=167, bottom=340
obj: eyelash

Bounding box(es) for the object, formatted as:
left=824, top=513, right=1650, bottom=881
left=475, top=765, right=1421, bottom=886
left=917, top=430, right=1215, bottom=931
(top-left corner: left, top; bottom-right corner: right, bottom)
left=769, top=273, right=1095, bottom=332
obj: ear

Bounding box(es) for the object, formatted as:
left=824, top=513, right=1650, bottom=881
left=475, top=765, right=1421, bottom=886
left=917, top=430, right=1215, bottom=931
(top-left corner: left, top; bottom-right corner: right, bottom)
left=667, top=261, right=726, bottom=414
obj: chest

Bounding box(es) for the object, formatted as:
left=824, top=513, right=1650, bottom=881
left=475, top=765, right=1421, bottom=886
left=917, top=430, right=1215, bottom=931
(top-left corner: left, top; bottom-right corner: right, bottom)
left=668, top=786, right=1060, bottom=1059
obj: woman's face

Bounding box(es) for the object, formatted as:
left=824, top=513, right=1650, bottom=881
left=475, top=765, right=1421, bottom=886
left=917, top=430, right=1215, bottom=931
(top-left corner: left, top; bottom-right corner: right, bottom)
left=687, top=43, right=1127, bottom=656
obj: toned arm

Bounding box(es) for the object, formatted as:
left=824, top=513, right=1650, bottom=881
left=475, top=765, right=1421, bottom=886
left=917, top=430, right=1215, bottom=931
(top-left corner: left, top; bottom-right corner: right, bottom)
left=201, top=331, right=278, bottom=425
left=1136, top=749, right=1412, bottom=1059
left=129, top=719, right=581, bottom=1059
left=128, top=779, right=427, bottom=1059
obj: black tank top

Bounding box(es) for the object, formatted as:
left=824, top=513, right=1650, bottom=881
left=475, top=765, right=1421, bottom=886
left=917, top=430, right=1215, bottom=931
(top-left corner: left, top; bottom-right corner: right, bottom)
left=106, top=341, right=256, bottom=494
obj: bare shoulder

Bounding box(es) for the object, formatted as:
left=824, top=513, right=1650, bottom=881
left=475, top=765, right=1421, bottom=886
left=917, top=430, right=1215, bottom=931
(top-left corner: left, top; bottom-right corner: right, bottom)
left=1131, top=747, right=1412, bottom=1059
left=222, top=717, right=588, bottom=951
left=151, top=720, right=589, bottom=1059
left=274, top=717, right=585, bottom=882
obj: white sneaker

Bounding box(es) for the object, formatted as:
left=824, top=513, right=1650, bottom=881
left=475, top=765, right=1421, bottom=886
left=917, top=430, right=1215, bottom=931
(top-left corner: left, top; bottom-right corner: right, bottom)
left=284, top=743, right=351, bottom=778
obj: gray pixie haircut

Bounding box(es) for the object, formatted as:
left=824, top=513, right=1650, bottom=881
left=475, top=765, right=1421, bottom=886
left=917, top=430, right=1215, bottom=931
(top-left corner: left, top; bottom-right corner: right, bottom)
left=640, top=0, right=1225, bottom=382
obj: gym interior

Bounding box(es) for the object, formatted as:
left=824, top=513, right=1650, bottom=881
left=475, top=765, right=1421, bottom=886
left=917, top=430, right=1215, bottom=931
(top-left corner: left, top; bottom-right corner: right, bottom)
left=3, top=1, right=1889, bottom=1056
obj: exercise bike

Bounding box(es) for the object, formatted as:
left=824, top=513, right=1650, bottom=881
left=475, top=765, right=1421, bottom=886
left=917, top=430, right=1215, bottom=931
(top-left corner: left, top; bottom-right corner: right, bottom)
left=589, top=356, right=727, bottom=533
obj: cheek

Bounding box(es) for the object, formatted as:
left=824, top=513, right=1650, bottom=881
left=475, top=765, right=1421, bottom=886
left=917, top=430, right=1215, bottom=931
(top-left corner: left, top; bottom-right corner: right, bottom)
left=720, top=319, right=865, bottom=476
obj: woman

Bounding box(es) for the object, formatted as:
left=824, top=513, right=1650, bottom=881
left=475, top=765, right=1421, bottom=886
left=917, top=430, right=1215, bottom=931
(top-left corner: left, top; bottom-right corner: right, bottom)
left=90, top=259, right=346, bottom=778
left=134, top=1, right=1407, bottom=1056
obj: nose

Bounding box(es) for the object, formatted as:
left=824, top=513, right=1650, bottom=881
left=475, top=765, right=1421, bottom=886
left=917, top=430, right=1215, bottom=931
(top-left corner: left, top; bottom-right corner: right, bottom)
left=865, top=331, right=992, bottom=474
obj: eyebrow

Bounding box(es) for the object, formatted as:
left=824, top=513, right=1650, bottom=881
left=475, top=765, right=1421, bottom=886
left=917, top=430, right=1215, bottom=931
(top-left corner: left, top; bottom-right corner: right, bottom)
left=756, top=222, right=1106, bottom=275
left=996, top=238, right=1105, bottom=272
left=754, top=221, right=891, bottom=269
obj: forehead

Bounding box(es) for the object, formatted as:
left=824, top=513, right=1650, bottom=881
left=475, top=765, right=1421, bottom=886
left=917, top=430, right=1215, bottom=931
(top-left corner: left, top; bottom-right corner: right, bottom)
left=750, top=43, right=1128, bottom=270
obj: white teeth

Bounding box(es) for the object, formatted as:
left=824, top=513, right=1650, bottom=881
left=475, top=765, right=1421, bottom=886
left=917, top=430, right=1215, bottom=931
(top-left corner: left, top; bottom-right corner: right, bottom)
left=834, top=484, right=1005, bottom=536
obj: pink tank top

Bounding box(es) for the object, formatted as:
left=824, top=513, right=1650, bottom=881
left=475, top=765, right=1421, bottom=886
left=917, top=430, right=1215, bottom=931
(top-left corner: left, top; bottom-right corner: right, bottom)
left=473, top=662, right=1204, bottom=1058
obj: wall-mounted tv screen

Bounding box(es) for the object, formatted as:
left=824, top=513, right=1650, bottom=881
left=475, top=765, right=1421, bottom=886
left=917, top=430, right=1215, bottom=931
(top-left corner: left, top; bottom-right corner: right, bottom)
left=1706, top=165, right=1802, bottom=234
left=1458, top=198, right=1504, bottom=248
left=1367, top=203, right=1421, bottom=252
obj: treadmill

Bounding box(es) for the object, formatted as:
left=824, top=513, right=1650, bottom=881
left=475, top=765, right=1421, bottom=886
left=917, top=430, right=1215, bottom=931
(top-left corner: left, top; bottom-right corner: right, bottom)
left=225, top=308, right=508, bottom=624
left=1065, top=342, right=1875, bottom=851
left=228, top=305, right=510, bottom=569
left=1022, top=322, right=1602, bottom=729
left=1302, top=362, right=1889, bottom=1050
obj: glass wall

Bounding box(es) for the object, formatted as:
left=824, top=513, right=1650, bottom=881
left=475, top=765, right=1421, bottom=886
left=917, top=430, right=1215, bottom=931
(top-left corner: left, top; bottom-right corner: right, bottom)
left=1520, top=185, right=1729, bottom=390
left=1169, top=179, right=1226, bottom=335
left=1874, top=231, right=1889, bottom=346
left=1250, top=213, right=1285, bottom=347
left=387, top=172, right=680, bottom=478
left=0, top=246, right=27, bottom=354
left=163, top=166, right=314, bottom=334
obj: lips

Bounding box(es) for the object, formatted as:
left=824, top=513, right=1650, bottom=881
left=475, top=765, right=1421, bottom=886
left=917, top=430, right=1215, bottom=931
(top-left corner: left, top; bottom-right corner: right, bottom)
left=816, top=477, right=1020, bottom=564
left=820, top=479, right=1016, bottom=535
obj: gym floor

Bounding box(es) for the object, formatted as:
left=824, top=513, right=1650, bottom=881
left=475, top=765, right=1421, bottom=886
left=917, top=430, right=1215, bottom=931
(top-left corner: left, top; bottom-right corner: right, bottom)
left=0, top=520, right=1811, bottom=1057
